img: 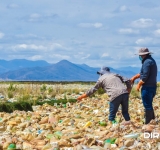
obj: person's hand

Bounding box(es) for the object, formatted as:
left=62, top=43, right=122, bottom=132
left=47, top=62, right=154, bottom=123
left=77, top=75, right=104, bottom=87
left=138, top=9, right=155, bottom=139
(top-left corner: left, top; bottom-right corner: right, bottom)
left=136, top=80, right=144, bottom=91
left=130, top=74, right=140, bottom=84
left=77, top=94, right=87, bottom=101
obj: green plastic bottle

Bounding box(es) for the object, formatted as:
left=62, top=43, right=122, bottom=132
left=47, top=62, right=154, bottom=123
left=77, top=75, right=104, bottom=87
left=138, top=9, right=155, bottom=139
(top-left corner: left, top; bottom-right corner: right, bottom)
left=7, top=144, right=16, bottom=150
left=54, top=131, right=62, bottom=139
left=99, top=121, right=107, bottom=126
left=104, top=138, right=116, bottom=144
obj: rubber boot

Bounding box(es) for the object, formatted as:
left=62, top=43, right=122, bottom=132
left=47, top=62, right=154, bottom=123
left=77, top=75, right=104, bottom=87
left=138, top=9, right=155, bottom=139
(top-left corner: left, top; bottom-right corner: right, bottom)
left=145, top=110, right=154, bottom=124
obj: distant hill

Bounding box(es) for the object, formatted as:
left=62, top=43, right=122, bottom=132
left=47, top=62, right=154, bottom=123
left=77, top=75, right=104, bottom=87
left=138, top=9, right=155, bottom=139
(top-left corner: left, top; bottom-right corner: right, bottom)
left=0, top=59, right=50, bottom=73
left=116, top=67, right=141, bottom=73
left=0, top=59, right=159, bottom=81
left=0, top=60, right=99, bottom=81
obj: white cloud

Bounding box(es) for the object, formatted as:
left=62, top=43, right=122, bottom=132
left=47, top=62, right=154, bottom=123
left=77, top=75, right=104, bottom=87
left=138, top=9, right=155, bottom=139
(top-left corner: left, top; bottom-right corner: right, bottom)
left=1, top=1, right=160, bottom=69
left=0, top=32, right=5, bottom=39
left=101, top=53, right=109, bottom=57
left=11, top=43, right=66, bottom=51
left=135, top=37, right=153, bottom=45
left=118, top=28, right=139, bottom=34
left=29, top=55, right=43, bottom=61
left=49, top=43, right=64, bottom=50
left=78, top=23, right=103, bottom=28
left=28, top=13, right=41, bottom=22
left=153, top=29, right=160, bottom=36
left=12, top=44, right=46, bottom=50
left=26, top=13, right=58, bottom=22
left=131, top=18, right=154, bottom=28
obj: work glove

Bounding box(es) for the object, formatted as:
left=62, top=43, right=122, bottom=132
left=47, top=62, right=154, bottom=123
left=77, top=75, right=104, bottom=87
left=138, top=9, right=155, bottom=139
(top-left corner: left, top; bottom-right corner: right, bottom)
left=136, top=80, right=144, bottom=91
left=77, top=94, right=87, bottom=101
left=130, top=74, right=140, bottom=84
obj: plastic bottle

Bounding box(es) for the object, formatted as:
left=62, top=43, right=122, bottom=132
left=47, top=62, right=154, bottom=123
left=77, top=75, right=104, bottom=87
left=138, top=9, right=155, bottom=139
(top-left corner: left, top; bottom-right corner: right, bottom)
left=54, top=103, right=57, bottom=107
left=158, top=142, right=160, bottom=150
left=7, top=144, right=16, bottom=150
left=83, top=121, right=92, bottom=128
left=54, top=131, right=62, bottom=139
left=99, top=121, right=107, bottom=126
left=104, top=139, right=111, bottom=149
left=105, top=138, right=116, bottom=144
left=62, top=104, right=66, bottom=108
left=50, top=142, right=59, bottom=150
left=46, top=134, right=54, bottom=139
left=123, top=133, right=140, bottom=139
left=59, top=120, right=63, bottom=123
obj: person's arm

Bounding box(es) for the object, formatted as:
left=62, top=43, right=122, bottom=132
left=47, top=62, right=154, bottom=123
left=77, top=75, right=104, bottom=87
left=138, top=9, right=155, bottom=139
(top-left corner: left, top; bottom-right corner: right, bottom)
left=86, top=79, right=102, bottom=96
left=136, top=61, right=151, bottom=91
left=77, top=78, right=102, bottom=101
left=130, top=74, right=140, bottom=83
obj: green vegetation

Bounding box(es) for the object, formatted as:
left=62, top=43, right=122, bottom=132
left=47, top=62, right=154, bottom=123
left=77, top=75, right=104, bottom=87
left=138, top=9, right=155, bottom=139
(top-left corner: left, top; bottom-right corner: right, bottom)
left=0, top=101, right=33, bottom=113
left=0, top=98, right=77, bottom=113
left=0, top=81, right=159, bottom=113
left=8, top=91, right=14, bottom=98
left=8, top=83, right=17, bottom=91
left=40, top=84, right=47, bottom=92
left=130, top=86, right=141, bottom=99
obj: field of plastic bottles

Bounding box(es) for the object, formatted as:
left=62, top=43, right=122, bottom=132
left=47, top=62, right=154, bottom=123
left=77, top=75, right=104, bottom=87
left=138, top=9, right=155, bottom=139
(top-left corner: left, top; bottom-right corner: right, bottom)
left=0, top=83, right=160, bottom=149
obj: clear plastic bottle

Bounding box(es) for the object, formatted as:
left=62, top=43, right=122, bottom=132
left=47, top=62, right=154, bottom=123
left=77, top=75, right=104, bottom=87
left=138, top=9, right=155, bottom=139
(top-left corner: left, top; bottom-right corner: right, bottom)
left=123, top=133, right=140, bottom=139
left=104, top=139, right=111, bottom=149
left=50, top=142, right=59, bottom=150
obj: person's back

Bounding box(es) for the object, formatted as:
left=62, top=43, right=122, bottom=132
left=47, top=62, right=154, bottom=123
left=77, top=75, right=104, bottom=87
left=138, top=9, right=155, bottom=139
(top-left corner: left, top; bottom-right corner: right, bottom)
left=141, top=55, right=157, bottom=87
left=98, top=72, right=128, bottom=101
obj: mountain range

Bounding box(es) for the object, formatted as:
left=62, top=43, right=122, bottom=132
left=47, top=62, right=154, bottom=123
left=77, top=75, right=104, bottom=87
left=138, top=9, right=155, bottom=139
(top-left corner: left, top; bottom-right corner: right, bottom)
left=0, top=59, right=159, bottom=81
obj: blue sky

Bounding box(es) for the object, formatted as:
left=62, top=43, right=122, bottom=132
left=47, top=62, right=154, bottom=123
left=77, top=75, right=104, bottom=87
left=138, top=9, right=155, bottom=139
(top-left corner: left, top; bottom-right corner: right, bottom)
left=0, top=0, right=160, bottom=69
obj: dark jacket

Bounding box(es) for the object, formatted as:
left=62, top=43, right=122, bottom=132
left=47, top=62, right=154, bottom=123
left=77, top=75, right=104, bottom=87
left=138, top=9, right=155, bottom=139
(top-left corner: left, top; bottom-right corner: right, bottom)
left=140, top=55, right=157, bottom=87
left=86, top=72, right=131, bottom=101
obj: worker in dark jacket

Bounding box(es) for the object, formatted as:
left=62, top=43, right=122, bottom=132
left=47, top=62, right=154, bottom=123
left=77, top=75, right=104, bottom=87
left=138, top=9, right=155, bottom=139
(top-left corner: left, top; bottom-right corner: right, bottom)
left=130, top=47, right=157, bottom=124
left=77, top=66, right=132, bottom=125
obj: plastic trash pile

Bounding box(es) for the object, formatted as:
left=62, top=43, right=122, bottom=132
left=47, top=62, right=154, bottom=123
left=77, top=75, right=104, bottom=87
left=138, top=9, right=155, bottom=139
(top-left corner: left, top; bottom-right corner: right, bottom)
left=0, top=95, right=160, bottom=150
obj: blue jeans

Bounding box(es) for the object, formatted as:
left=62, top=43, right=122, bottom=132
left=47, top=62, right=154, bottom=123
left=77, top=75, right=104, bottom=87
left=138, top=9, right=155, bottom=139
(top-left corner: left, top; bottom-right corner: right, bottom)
left=141, top=86, right=156, bottom=110
left=109, top=93, right=130, bottom=121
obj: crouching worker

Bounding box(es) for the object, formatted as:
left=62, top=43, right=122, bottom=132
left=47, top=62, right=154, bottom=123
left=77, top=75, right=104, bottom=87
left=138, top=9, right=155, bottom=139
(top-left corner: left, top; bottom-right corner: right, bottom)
left=77, top=66, right=132, bottom=125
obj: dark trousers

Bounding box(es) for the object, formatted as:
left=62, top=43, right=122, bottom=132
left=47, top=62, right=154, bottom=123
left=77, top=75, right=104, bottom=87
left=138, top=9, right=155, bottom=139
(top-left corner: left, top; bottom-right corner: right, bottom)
left=141, top=86, right=156, bottom=124
left=109, top=93, right=130, bottom=121
left=141, top=86, right=156, bottom=110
